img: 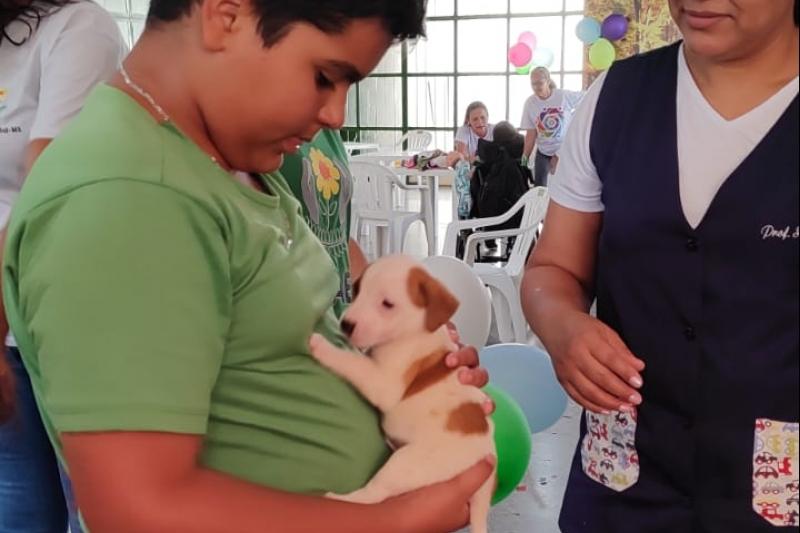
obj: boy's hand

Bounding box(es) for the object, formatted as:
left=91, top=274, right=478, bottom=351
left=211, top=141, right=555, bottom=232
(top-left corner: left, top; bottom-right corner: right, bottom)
left=445, top=324, right=494, bottom=415
left=382, top=456, right=496, bottom=533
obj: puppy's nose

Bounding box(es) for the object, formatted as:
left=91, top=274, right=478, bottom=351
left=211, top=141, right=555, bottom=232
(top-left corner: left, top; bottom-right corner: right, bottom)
left=341, top=319, right=356, bottom=338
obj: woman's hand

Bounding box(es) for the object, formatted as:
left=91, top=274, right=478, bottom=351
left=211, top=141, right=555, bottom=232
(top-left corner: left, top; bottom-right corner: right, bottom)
left=381, top=457, right=496, bottom=533
left=548, top=154, right=559, bottom=175
left=548, top=310, right=645, bottom=414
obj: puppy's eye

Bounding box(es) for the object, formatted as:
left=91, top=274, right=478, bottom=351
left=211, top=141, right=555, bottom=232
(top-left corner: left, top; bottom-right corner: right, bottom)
left=382, top=299, right=395, bottom=310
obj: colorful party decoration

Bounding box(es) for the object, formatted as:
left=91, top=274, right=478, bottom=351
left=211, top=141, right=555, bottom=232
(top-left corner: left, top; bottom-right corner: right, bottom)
left=575, top=16, right=602, bottom=44
left=515, top=65, right=532, bottom=75
left=508, top=42, right=533, bottom=68
left=531, top=47, right=554, bottom=68
left=602, top=13, right=629, bottom=41
left=589, top=38, right=616, bottom=70
left=485, top=384, right=532, bottom=505
left=518, top=31, right=538, bottom=51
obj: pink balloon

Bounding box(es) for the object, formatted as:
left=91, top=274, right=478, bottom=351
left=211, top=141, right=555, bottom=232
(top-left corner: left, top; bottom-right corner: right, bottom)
left=518, top=31, right=537, bottom=51
left=508, top=42, right=533, bottom=68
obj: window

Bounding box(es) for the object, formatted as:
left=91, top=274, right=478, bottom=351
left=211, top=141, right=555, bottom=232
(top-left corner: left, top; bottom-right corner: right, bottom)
left=98, top=0, right=147, bottom=49
left=347, top=0, right=586, bottom=151
left=104, top=1, right=587, bottom=152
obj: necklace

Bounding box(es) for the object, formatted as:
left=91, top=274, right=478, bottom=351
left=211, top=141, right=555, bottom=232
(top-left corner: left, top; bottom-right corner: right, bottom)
left=119, top=66, right=294, bottom=248
left=120, top=65, right=170, bottom=123
left=120, top=65, right=223, bottom=167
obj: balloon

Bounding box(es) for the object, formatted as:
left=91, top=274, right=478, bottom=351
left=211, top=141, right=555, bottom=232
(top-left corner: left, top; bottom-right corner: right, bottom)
left=575, top=16, right=602, bottom=44
left=422, top=256, right=492, bottom=350
left=515, top=65, right=532, bottom=75
left=485, top=384, right=532, bottom=505
left=589, top=38, right=616, bottom=70
left=507, top=42, right=533, bottom=68
left=531, top=47, right=554, bottom=68
left=479, top=344, right=569, bottom=433
left=602, top=13, right=629, bottom=41
left=517, top=31, right=537, bottom=51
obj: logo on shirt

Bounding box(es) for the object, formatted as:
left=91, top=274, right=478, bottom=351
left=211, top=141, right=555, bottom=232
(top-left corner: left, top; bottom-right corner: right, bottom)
left=761, top=225, right=800, bottom=241
left=536, top=106, right=565, bottom=139
left=0, top=87, right=7, bottom=112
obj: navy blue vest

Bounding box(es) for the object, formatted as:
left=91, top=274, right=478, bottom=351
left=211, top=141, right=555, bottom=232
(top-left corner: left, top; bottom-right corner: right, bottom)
left=560, top=43, right=799, bottom=532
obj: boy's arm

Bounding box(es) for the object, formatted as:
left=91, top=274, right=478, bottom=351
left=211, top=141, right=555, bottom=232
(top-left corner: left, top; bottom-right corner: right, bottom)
left=63, top=431, right=494, bottom=533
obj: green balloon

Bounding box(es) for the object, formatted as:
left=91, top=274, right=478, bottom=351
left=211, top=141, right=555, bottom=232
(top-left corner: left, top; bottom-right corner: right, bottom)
left=589, top=38, right=616, bottom=70
left=485, top=384, right=532, bottom=505
left=515, top=64, right=532, bottom=75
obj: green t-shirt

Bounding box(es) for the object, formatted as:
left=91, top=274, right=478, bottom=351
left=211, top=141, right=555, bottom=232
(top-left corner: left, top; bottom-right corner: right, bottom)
left=280, top=130, right=353, bottom=317
left=2, top=85, right=389, bottom=495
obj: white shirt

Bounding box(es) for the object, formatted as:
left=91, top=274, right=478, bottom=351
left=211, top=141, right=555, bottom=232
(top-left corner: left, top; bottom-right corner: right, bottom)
left=551, top=45, right=799, bottom=229
left=520, top=88, right=584, bottom=156
left=0, top=1, right=127, bottom=227
left=455, top=123, right=495, bottom=158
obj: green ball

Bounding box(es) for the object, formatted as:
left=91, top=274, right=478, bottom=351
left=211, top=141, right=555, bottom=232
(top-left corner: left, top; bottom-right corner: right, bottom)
left=485, top=384, right=532, bottom=505
left=589, top=38, right=616, bottom=70
left=515, top=64, right=532, bottom=75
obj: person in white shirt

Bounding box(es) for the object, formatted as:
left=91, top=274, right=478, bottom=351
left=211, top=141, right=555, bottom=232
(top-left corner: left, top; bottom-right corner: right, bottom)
left=521, top=0, right=798, bottom=531
left=520, top=67, right=583, bottom=186
left=454, top=101, right=495, bottom=162
left=0, top=1, right=126, bottom=531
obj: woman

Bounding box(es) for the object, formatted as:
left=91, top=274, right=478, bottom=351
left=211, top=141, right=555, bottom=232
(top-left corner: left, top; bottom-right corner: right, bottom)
left=522, top=0, right=798, bottom=531
left=455, top=101, right=495, bottom=162
left=2, top=2, right=494, bottom=532
left=520, top=67, right=583, bottom=187
left=0, top=1, right=126, bottom=531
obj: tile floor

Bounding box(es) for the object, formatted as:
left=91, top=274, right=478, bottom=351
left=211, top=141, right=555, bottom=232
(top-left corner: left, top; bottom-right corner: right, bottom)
left=374, top=186, right=584, bottom=533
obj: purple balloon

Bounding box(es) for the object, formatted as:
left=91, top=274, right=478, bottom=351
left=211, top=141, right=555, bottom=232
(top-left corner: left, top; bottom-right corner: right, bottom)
left=602, top=13, right=629, bottom=41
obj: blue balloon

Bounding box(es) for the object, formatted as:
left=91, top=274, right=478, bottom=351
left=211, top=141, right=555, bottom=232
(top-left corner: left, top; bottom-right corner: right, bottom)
left=480, top=343, right=568, bottom=433
left=575, top=17, right=602, bottom=44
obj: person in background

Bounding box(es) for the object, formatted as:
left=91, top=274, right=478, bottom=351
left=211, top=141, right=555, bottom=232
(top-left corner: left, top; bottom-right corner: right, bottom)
left=455, top=101, right=494, bottom=162
left=3, top=1, right=495, bottom=531
left=520, top=66, right=583, bottom=187
left=0, top=1, right=126, bottom=531
left=521, top=0, right=798, bottom=531
left=279, top=129, right=366, bottom=315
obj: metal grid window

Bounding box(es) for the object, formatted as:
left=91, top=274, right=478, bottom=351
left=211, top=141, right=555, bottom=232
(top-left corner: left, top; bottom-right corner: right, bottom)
left=345, top=0, right=586, bottom=150
left=96, top=0, right=148, bottom=49
left=97, top=0, right=586, bottom=152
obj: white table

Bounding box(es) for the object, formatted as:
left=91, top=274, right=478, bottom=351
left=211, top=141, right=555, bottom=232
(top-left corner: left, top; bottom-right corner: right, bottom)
left=389, top=167, right=456, bottom=255
left=350, top=151, right=418, bottom=164
left=343, top=142, right=380, bottom=155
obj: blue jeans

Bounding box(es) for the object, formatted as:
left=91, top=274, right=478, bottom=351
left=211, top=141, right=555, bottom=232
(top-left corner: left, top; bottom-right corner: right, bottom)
left=0, top=347, right=82, bottom=533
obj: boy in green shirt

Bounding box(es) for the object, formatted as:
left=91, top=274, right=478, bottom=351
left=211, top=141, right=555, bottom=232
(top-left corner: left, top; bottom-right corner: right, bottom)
left=2, top=2, right=493, bottom=532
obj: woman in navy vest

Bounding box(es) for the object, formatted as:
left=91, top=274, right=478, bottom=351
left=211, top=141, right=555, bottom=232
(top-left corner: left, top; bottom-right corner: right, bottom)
left=522, top=1, right=798, bottom=531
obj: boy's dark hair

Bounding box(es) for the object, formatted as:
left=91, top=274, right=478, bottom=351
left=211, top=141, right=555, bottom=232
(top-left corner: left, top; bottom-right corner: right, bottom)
left=147, top=0, right=427, bottom=45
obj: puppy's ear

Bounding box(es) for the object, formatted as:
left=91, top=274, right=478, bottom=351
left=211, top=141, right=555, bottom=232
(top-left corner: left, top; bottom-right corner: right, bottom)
left=408, top=267, right=459, bottom=331
left=352, top=264, right=370, bottom=299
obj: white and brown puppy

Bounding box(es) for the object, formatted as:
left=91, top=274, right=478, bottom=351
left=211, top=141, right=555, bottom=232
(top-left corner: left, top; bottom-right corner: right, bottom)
left=309, top=255, right=496, bottom=533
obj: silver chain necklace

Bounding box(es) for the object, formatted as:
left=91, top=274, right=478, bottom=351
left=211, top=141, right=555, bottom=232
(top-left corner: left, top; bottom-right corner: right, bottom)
left=119, top=65, right=294, bottom=248
left=120, top=65, right=170, bottom=123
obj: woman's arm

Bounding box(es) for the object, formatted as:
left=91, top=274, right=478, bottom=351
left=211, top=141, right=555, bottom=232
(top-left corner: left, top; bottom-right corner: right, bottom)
left=523, top=129, right=538, bottom=160
left=63, top=431, right=494, bottom=533
left=520, top=202, right=644, bottom=413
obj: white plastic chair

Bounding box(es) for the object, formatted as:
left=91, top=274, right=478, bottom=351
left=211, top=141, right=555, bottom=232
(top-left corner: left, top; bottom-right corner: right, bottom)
left=396, top=130, right=433, bottom=152
left=349, top=161, right=430, bottom=259
left=442, top=187, right=549, bottom=343
left=422, top=255, right=492, bottom=350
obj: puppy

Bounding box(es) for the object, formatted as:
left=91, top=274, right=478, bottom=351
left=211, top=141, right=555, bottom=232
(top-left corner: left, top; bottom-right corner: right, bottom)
left=309, top=255, right=496, bottom=533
